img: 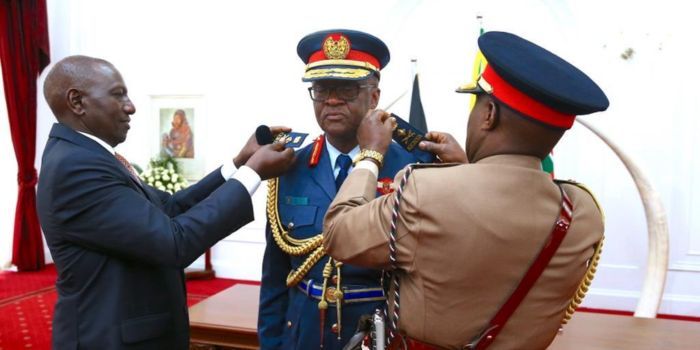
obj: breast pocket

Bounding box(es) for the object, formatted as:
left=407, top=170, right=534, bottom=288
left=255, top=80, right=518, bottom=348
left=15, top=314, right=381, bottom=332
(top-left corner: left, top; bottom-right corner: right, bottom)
left=280, top=205, right=319, bottom=238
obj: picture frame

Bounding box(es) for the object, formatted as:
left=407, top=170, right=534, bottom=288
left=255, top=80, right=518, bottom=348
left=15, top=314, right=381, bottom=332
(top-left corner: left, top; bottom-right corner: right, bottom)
left=149, top=95, right=205, bottom=181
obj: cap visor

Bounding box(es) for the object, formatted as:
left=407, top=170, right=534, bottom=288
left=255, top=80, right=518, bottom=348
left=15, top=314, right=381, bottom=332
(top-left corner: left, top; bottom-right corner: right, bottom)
left=302, top=66, right=373, bottom=82
left=455, top=82, right=484, bottom=94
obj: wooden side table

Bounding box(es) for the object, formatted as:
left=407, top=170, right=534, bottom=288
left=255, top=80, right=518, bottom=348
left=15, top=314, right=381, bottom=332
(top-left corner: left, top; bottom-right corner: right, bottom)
left=185, top=248, right=215, bottom=280
left=189, top=284, right=260, bottom=349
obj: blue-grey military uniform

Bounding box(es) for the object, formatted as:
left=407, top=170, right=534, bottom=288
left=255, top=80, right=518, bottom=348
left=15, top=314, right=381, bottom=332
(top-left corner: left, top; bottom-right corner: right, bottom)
left=258, top=140, right=417, bottom=349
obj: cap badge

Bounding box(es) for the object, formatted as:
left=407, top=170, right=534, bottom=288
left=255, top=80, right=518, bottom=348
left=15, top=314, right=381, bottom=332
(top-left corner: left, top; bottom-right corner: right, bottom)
left=323, top=34, right=350, bottom=60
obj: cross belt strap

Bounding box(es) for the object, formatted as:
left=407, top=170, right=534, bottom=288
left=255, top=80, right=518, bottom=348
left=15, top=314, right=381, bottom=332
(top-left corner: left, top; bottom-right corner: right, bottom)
left=466, top=184, right=573, bottom=350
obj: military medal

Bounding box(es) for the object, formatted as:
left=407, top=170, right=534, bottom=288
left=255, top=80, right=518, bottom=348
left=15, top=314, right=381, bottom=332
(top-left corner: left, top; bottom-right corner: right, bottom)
left=377, top=177, right=394, bottom=195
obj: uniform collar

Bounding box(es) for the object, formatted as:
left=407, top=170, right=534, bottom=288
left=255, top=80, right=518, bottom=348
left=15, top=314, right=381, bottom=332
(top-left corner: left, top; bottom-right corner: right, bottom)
left=475, top=154, right=543, bottom=170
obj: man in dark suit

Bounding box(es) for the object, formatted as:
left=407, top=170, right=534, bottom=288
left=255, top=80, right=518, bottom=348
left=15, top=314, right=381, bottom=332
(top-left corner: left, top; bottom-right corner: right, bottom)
left=257, top=29, right=420, bottom=349
left=36, top=55, right=295, bottom=350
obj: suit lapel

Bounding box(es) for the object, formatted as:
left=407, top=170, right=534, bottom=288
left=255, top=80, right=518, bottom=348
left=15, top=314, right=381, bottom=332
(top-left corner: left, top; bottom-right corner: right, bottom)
left=110, top=161, right=153, bottom=200
left=309, top=146, right=336, bottom=200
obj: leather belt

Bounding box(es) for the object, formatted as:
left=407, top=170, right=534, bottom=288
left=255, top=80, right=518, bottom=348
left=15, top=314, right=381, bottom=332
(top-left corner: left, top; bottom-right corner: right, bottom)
left=297, top=279, right=385, bottom=304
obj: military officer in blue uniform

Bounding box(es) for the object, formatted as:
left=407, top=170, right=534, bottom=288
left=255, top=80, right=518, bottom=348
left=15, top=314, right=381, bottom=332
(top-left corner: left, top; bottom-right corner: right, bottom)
left=258, top=29, right=420, bottom=349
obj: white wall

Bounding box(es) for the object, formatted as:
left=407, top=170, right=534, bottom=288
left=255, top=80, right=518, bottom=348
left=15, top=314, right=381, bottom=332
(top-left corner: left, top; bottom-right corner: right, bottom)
left=2, top=0, right=698, bottom=316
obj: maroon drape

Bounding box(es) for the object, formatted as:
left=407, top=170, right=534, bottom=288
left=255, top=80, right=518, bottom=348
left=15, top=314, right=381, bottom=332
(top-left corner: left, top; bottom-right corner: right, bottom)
left=0, top=0, right=50, bottom=271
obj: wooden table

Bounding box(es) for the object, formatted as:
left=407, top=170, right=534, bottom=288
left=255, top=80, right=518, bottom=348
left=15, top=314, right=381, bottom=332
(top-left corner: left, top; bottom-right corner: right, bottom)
left=189, top=284, right=700, bottom=349
left=189, top=284, right=260, bottom=349
left=549, top=312, right=700, bottom=350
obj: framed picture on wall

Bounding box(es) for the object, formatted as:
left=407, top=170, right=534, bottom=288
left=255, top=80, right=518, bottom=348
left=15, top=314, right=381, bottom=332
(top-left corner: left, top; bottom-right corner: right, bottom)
left=150, top=95, right=205, bottom=181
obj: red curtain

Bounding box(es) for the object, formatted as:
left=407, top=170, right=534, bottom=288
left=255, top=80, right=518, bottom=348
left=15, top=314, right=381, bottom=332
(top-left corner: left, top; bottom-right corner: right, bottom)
left=0, top=0, right=50, bottom=271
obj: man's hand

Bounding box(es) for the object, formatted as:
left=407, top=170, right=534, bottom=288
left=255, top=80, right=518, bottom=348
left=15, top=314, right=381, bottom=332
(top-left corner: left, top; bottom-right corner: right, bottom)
left=357, top=109, right=394, bottom=156
left=234, top=126, right=292, bottom=167
left=419, top=132, right=468, bottom=164
left=245, top=142, right=295, bottom=180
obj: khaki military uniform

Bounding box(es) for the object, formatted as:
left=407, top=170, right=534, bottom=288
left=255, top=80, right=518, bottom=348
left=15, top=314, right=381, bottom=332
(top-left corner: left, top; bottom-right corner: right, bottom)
left=323, top=154, right=603, bottom=349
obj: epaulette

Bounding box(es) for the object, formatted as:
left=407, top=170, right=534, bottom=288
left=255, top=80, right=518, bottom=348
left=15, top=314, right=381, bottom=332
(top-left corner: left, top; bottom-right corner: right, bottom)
left=554, top=179, right=605, bottom=220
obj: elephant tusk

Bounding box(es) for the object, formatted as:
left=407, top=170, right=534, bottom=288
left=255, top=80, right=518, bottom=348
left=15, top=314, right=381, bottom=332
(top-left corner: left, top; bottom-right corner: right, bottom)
left=575, top=118, right=669, bottom=318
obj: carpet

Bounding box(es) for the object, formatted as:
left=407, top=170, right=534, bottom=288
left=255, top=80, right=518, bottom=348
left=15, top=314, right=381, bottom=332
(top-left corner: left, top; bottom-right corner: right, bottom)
left=0, top=266, right=258, bottom=350
left=0, top=265, right=56, bottom=302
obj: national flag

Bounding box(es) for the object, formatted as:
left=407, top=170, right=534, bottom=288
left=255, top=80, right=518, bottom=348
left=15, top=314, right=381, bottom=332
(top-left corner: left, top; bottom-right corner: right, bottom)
left=409, top=73, right=427, bottom=132
left=469, top=25, right=487, bottom=111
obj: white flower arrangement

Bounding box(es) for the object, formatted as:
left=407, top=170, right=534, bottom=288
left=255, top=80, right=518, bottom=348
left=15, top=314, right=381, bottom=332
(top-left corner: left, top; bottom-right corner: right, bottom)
left=139, top=156, right=189, bottom=194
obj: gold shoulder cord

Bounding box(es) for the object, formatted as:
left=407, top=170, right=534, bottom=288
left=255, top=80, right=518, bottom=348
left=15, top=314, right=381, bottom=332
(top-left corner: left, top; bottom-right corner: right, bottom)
left=267, top=178, right=327, bottom=287
left=267, top=177, right=347, bottom=337
left=562, top=236, right=603, bottom=324
left=560, top=180, right=605, bottom=324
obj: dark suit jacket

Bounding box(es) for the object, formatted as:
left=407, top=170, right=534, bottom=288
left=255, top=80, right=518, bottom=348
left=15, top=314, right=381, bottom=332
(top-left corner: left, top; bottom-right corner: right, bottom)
left=36, top=123, right=254, bottom=350
left=258, top=140, right=417, bottom=350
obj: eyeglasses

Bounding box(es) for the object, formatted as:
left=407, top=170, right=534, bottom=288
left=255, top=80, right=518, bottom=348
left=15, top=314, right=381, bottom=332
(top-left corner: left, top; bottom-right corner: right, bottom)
left=308, top=84, right=376, bottom=102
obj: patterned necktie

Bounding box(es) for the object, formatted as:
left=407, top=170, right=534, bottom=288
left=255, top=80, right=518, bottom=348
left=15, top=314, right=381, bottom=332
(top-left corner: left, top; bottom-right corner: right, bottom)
left=335, top=154, right=352, bottom=190
left=114, top=152, right=140, bottom=182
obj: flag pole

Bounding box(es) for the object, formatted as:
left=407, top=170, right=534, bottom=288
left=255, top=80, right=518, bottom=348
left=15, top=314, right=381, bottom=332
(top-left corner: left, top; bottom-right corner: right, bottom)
left=411, top=58, right=418, bottom=79
left=382, top=89, right=409, bottom=111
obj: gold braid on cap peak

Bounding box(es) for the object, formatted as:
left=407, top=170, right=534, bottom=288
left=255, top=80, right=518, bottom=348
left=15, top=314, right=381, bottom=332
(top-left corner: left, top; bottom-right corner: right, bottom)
left=305, top=59, right=379, bottom=72
left=266, top=178, right=326, bottom=287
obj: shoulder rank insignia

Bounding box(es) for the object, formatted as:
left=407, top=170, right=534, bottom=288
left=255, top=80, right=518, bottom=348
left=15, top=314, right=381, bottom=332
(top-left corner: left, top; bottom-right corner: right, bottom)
left=391, top=113, right=437, bottom=163
left=275, top=131, right=308, bottom=148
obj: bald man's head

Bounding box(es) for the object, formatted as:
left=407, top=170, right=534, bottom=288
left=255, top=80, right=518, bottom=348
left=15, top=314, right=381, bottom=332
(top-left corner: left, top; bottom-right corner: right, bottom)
left=43, top=55, right=115, bottom=119
left=43, top=55, right=136, bottom=147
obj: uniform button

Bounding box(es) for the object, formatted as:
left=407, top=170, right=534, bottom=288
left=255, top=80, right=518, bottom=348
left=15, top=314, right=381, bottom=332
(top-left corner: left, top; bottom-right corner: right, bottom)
left=287, top=321, right=292, bottom=328
left=331, top=275, right=338, bottom=284
left=287, top=222, right=295, bottom=230
left=331, top=323, right=339, bottom=334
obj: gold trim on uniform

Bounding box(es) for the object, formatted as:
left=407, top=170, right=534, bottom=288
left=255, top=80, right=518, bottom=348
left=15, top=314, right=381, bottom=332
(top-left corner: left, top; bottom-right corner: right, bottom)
left=266, top=178, right=325, bottom=287
left=554, top=179, right=605, bottom=325
left=305, top=59, right=379, bottom=72
left=563, top=236, right=604, bottom=324
left=303, top=67, right=373, bottom=80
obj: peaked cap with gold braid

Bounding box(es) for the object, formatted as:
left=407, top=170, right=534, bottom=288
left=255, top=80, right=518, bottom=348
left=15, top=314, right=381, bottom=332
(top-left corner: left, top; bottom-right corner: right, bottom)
left=297, top=28, right=390, bottom=82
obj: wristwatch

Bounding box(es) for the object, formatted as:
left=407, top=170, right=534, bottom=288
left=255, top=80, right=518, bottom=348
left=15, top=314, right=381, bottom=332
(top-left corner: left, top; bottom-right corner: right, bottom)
left=353, top=149, right=384, bottom=167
